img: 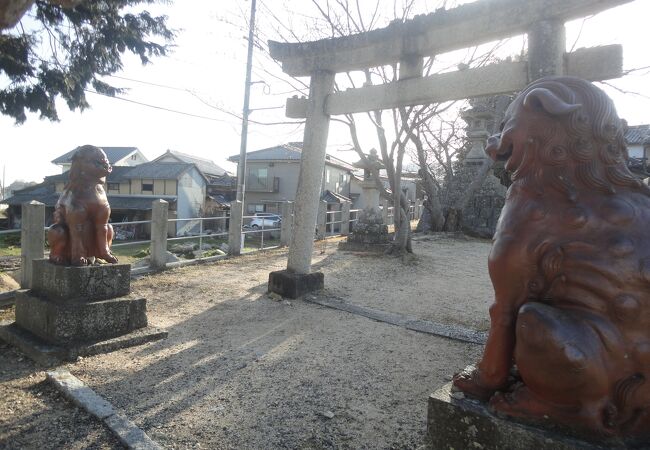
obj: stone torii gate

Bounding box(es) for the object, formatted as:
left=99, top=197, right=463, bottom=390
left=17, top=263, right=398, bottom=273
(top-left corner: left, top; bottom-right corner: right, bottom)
left=267, top=0, right=631, bottom=298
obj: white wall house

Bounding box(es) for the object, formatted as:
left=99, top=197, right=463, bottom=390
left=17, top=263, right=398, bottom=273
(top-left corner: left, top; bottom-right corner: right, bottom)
left=228, top=142, right=355, bottom=215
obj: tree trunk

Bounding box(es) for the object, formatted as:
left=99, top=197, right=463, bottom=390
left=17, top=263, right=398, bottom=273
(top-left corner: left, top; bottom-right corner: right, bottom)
left=445, top=158, right=494, bottom=231
left=415, top=137, right=445, bottom=231
left=388, top=190, right=413, bottom=255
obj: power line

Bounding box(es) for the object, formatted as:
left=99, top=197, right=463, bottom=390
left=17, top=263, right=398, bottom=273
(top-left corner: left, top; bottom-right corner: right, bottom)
left=106, top=74, right=288, bottom=117
left=107, top=75, right=189, bottom=92
left=84, top=89, right=230, bottom=122
left=84, top=89, right=304, bottom=126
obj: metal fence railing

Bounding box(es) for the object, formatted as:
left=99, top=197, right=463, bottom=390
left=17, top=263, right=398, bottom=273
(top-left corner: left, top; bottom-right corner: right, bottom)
left=1, top=199, right=424, bottom=289
left=241, top=213, right=281, bottom=252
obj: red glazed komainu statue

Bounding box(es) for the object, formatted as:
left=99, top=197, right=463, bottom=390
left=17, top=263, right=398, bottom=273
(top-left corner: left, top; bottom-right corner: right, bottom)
left=453, top=76, right=650, bottom=438
left=48, top=145, right=119, bottom=266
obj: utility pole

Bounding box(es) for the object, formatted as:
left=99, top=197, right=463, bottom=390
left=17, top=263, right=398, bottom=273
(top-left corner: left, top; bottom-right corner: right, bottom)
left=235, top=0, right=257, bottom=206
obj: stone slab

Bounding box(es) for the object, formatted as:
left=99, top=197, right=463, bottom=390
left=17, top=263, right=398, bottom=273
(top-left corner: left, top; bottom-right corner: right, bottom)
left=105, top=413, right=162, bottom=450
left=31, top=259, right=131, bottom=302
left=427, top=381, right=639, bottom=450
left=15, top=290, right=147, bottom=345
left=305, top=296, right=487, bottom=345
left=0, top=320, right=167, bottom=365
left=46, top=367, right=116, bottom=419
left=47, top=368, right=162, bottom=450
left=268, top=269, right=324, bottom=299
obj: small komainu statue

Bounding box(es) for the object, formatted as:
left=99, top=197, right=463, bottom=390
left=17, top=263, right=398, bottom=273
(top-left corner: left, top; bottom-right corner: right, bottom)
left=48, top=145, right=118, bottom=266
left=453, top=76, right=650, bottom=438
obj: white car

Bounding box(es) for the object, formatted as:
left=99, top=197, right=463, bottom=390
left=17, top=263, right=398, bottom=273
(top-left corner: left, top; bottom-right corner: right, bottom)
left=249, top=214, right=281, bottom=229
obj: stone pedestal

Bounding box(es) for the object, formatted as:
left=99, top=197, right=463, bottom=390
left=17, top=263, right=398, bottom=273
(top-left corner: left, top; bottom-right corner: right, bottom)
left=339, top=206, right=390, bottom=252
left=268, top=269, right=324, bottom=299
left=427, top=380, right=641, bottom=450
left=0, top=259, right=166, bottom=364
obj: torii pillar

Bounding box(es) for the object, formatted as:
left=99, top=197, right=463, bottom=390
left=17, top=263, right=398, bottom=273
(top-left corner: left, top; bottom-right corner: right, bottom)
left=268, top=71, right=334, bottom=298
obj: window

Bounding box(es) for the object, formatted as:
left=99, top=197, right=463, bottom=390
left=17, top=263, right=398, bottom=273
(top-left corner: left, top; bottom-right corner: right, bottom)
left=107, top=182, right=120, bottom=191
left=247, top=204, right=265, bottom=214
left=142, top=179, right=154, bottom=193
left=326, top=169, right=330, bottom=183
left=248, top=168, right=268, bottom=188
left=131, top=154, right=137, bottom=160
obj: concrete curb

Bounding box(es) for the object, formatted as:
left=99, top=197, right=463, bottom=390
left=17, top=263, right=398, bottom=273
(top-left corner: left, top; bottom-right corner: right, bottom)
left=46, top=368, right=162, bottom=450
left=304, top=296, right=487, bottom=345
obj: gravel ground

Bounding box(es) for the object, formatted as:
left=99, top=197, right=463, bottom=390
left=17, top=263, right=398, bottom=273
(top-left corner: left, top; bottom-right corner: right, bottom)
left=0, top=233, right=492, bottom=449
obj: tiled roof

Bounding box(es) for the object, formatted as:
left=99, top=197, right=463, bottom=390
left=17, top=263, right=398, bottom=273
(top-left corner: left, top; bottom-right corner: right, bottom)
left=229, top=142, right=355, bottom=171
left=122, top=162, right=195, bottom=179
left=108, top=195, right=176, bottom=210
left=322, top=190, right=351, bottom=203
left=0, top=183, right=59, bottom=206
left=206, top=173, right=237, bottom=187
left=156, top=150, right=227, bottom=176
left=229, top=143, right=303, bottom=162
left=0, top=180, right=177, bottom=211
left=626, top=124, right=650, bottom=145
left=44, top=166, right=134, bottom=184
left=52, top=146, right=139, bottom=165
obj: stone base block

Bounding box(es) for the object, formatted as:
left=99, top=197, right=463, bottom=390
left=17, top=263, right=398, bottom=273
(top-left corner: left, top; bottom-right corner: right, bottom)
left=31, top=259, right=131, bottom=302
left=427, top=381, right=639, bottom=450
left=15, top=290, right=147, bottom=345
left=268, top=270, right=324, bottom=299
left=0, top=320, right=167, bottom=365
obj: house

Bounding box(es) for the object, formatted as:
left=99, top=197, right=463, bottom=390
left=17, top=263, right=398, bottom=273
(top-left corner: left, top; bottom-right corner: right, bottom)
left=152, top=150, right=237, bottom=214
left=51, top=146, right=148, bottom=173
left=228, top=142, right=355, bottom=217
left=625, top=124, right=650, bottom=178
left=2, top=147, right=236, bottom=235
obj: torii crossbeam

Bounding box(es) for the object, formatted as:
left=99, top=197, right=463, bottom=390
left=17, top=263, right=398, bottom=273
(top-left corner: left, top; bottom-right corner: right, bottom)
left=267, top=0, right=632, bottom=298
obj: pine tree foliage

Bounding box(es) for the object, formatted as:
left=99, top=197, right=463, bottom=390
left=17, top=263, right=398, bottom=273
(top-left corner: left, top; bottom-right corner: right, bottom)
left=0, top=0, right=174, bottom=123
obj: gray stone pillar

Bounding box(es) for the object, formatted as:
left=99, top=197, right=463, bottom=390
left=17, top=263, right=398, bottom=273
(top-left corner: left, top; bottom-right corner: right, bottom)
left=21, top=201, right=45, bottom=289
left=316, top=200, right=327, bottom=239
left=150, top=199, right=168, bottom=269
left=381, top=198, right=389, bottom=225
left=286, top=70, right=335, bottom=274
left=528, top=19, right=565, bottom=81
left=228, top=200, right=243, bottom=256
left=340, top=201, right=351, bottom=236
left=280, top=201, right=294, bottom=247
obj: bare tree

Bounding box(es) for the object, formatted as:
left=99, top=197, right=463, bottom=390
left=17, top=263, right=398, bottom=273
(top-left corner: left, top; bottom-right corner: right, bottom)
left=250, top=0, right=507, bottom=253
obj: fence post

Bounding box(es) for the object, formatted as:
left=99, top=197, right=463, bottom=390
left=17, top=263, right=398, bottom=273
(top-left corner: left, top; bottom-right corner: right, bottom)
left=340, top=201, right=351, bottom=236
left=228, top=200, right=243, bottom=255
left=381, top=198, right=389, bottom=225
left=417, top=199, right=424, bottom=219
left=21, top=201, right=45, bottom=289
left=280, top=201, right=294, bottom=247
left=317, top=200, right=327, bottom=238
left=150, top=199, right=169, bottom=269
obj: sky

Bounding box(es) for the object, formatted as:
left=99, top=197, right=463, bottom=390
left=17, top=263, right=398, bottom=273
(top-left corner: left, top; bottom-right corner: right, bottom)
left=1, top=0, right=650, bottom=187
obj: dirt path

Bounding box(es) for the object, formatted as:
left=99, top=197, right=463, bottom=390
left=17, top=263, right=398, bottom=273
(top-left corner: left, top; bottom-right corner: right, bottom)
left=0, top=233, right=493, bottom=449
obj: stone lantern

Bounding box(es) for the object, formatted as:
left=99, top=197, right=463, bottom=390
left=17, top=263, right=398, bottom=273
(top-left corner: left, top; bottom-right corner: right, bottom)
left=461, top=107, right=491, bottom=166
left=339, top=149, right=390, bottom=250
left=353, top=148, right=384, bottom=214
